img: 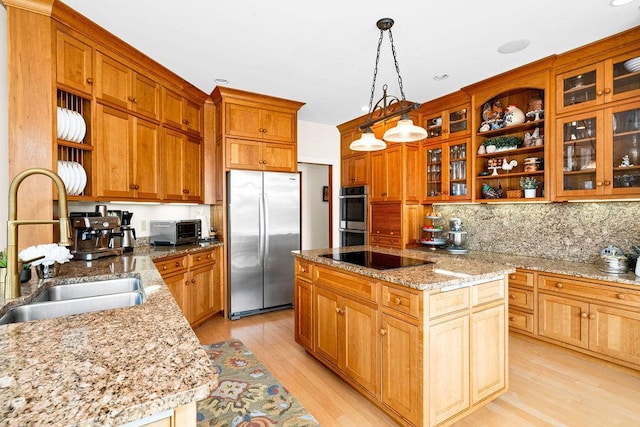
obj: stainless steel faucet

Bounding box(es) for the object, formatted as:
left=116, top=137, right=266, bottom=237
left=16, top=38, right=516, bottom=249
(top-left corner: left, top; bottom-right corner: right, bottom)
left=5, top=168, right=72, bottom=299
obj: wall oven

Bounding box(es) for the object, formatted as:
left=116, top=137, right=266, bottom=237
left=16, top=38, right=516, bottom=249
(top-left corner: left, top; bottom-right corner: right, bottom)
left=339, top=186, right=367, bottom=246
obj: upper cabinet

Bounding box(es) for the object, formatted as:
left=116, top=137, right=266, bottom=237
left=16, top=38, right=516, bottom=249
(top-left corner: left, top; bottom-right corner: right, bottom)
left=162, top=88, right=203, bottom=136
left=212, top=86, right=305, bottom=173
left=96, top=52, right=161, bottom=121
left=419, top=90, right=471, bottom=142
left=555, top=50, right=640, bottom=115
left=56, top=30, right=93, bottom=96
left=464, top=59, right=554, bottom=203
left=226, top=103, right=297, bottom=143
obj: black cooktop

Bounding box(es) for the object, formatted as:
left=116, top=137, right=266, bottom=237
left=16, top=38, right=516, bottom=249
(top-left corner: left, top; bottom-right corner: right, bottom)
left=320, top=251, right=434, bottom=270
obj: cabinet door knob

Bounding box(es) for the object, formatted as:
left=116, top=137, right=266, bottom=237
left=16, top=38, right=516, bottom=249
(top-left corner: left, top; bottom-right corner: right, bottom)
left=191, top=278, right=196, bottom=284
left=603, top=88, right=611, bottom=94
left=86, top=77, right=93, bottom=84
left=130, top=184, right=136, bottom=190
left=509, top=316, right=515, bottom=321
left=604, top=180, right=611, bottom=186
left=174, top=261, right=181, bottom=267
left=596, top=181, right=604, bottom=187
left=127, top=96, right=138, bottom=103
left=509, top=294, right=516, bottom=299
left=596, top=89, right=604, bottom=96
left=182, top=119, right=190, bottom=125
left=379, top=328, right=387, bottom=336
left=197, top=256, right=202, bottom=261
left=183, top=189, right=190, bottom=194
left=588, top=313, right=596, bottom=320
left=394, top=297, right=401, bottom=305
left=509, top=274, right=516, bottom=280
left=335, top=307, right=341, bottom=314
left=617, top=293, right=626, bottom=300
left=185, top=280, right=190, bottom=286
left=162, top=265, right=167, bottom=270
left=555, top=282, right=564, bottom=289
left=580, top=312, right=588, bottom=318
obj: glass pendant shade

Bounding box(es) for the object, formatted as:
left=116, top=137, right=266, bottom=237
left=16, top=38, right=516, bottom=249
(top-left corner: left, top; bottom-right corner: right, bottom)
left=350, top=128, right=386, bottom=151
left=383, top=114, right=428, bottom=142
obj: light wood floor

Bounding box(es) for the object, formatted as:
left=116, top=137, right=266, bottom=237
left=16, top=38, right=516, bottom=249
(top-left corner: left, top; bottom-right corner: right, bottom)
left=194, top=309, right=640, bottom=426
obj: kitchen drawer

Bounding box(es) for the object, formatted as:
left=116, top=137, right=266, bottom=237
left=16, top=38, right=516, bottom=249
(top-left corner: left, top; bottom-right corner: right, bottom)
left=508, top=269, right=534, bottom=288
left=369, top=235, right=402, bottom=248
left=429, top=287, right=469, bottom=319
left=471, top=279, right=505, bottom=307
left=508, top=309, right=534, bottom=333
left=155, top=255, right=187, bottom=277
left=381, top=284, right=420, bottom=318
left=295, top=259, right=313, bottom=281
left=508, top=287, right=534, bottom=310
left=189, top=248, right=217, bottom=269
left=314, top=265, right=377, bottom=302
left=538, top=274, right=640, bottom=309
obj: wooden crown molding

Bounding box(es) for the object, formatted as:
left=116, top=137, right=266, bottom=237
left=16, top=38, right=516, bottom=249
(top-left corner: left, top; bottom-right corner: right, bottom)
left=1, top=0, right=53, bottom=15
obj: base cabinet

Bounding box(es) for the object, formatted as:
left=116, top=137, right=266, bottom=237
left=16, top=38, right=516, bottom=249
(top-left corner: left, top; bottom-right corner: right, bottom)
left=295, top=258, right=507, bottom=426
left=154, top=247, right=222, bottom=327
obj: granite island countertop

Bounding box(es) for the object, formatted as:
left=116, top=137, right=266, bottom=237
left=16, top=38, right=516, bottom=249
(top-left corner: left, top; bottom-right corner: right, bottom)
left=0, top=242, right=223, bottom=426
left=293, top=246, right=516, bottom=290
left=294, top=245, right=640, bottom=290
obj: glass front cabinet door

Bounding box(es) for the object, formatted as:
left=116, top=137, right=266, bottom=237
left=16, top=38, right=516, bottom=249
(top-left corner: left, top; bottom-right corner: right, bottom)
left=556, top=102, right=640, bottom=198
left=423, top=140, right=470, bottom=202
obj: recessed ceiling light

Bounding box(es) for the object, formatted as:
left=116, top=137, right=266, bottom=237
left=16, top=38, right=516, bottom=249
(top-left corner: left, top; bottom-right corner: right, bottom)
left=497, top=39, right=530, bottom=54
left=609, top=0, right=634, bottom=5
left=433, top=73, right=449, bottom=81
left=214, top=78, right=229, bottom=85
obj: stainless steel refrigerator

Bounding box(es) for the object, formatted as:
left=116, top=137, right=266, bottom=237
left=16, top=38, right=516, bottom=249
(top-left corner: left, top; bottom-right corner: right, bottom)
left=227, top=170, right=301, bottom=319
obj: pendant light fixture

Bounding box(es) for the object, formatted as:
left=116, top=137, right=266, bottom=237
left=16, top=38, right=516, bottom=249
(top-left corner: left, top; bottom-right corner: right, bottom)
left=350, top=18, right=427, bottom=152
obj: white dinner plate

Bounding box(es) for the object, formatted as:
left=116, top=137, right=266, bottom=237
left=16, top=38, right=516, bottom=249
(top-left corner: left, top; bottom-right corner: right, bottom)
left=69, top=111, right=80, bottom=142
left=68, top=162, right=78, bottom=195
left=65, top=161, right=75, bottom=194
left=77, top=163, right=87, bottom=195
left=72, top=162, right=82, bottom=195
left=56, top=107, right=64, bottom=139
left=64, top=109, right=76, bottom=142
left=58, top=107, right=69, bottom=140
left=76, top=112, right=87, bottom=143
left=58, top=161, right=70, bottom=194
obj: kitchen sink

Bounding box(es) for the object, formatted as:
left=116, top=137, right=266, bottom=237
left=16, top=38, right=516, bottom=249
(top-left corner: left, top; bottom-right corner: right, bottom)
left=33, top=277, right=142, bottom=302
left=0, top=277, right=146, bottom=325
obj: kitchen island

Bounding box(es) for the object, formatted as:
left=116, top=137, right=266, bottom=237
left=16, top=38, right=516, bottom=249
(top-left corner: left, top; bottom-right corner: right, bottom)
left=293, top=246, right=514, bottom=427
left=0, top=242, right=223, bottom=426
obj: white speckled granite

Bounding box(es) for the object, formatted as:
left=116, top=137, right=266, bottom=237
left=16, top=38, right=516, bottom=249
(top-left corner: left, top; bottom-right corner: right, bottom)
left=0, top=242, right=223, bottom=426
left=293, top=246, right=515, bottom=290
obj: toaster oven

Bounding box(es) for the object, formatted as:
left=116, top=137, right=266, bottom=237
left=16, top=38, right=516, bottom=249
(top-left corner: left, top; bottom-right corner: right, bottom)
left=150, top=219, right=201, bottom=246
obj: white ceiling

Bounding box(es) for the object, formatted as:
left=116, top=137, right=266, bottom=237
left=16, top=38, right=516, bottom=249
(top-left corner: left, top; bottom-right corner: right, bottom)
left=62, top=0, right=640, bottom=126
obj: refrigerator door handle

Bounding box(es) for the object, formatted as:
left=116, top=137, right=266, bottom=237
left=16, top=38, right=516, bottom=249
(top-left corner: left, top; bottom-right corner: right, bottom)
left=263, top=193, right=270, bottom=266
left=258, top=192, right=265, bottom=266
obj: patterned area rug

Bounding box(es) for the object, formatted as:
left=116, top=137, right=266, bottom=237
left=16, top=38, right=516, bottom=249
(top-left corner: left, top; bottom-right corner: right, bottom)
left=197, top=339, right=319, bottom=427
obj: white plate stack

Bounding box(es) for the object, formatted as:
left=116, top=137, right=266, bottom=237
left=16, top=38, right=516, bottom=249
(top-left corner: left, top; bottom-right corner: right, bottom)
left=56, top=106, right=87, bottom=143
left=57, top=160, right=87, bottom=196
left=624, top=57, right=640, bottom=73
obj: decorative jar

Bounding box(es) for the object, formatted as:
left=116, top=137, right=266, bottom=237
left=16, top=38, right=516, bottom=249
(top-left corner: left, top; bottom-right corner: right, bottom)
left=504, top=104, right=525, bottom=127
left=35, top=262, right=61, bottom=280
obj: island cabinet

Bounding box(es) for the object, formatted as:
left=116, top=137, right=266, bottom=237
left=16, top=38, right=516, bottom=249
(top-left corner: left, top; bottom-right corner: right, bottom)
left=536, top=273, right=640, bottom=369
left=294, top=257, right=508, bottom=426
left=506, top=269, right=536, bottom=335
left=154, top=246, right=223, bottom=327
left=212, top=86, right=305, bottom=173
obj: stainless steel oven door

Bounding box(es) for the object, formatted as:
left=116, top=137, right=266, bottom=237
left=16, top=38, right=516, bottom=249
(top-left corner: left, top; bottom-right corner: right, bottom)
left=339, top=228, right=366, bottom=247
left=339, top=186, right=367, bottom=231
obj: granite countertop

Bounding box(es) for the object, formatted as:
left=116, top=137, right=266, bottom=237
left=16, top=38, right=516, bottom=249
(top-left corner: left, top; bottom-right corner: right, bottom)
left=294, top=245, right=640, bottom=291
left=0, top=241, right=223, bottom=426
left=293, top=246, right=515, bottom=291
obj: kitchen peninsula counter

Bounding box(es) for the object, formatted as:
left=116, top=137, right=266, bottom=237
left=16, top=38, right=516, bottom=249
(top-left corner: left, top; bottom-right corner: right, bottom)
left=0, top=241, right=223, bottom=426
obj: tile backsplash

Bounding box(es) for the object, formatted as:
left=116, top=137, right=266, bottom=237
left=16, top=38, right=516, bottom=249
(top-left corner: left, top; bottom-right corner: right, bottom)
left=434, top=202, right=640, bottom=263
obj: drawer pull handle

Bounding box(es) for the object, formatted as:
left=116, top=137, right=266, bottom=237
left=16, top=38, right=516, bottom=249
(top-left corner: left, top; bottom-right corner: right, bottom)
left=394, top=297, right=401, bottom=305
left=162, top=265, right=167, bottom=270
left=175, top=262, right=181, bottom=267
left=509, top=294, right=516, bottom=299
left=379, top=328, right=387, bottom=336
left=580, top=312, right=588, bottom=318
left=555, top=283, right=564, bottom=289
left=197, top=256, right=202, bottom=261
left=509, top=316, right=515, bottom=321
left=616, top=293, right=626, bottom=300
left=509, top=274, right=516, bottom=280
left=86, top=77, right=93, bottom=84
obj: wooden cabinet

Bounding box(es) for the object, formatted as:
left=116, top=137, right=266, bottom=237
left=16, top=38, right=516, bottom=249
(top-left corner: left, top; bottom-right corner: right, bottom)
left=212, top=87, right=304, bottom=174
left=419, top=91, right=470, bottom=141
left=369, top=203, right=402, bottom=248
left=370, top=144, right=402, bottom=201
left=537, top=273, right=640, bottom=369
left=226, top=137, right=296, bottom=172
left=96, top=52, right=160, bottom=120
left=162, top=128, right=203, bottom=202
left=295, top=258, right=507, bottom=427
left=555, top=49, right=640, bottom=115
left=95, top=104, right=160, bottom=200
left=225, top=102, right=297, bottom=143
left=341, top=153, right=369, bottom=186
left=423, top=139, right=471, bottom=202
left=154, top=247, right=222, bottom=327
left=507, top=269, right=536, bottom=335
left=162, top=88, right=203, bottom=136
left=555, top=101, right=640, bottom=199
left=56, top=30, right=93, bottom=95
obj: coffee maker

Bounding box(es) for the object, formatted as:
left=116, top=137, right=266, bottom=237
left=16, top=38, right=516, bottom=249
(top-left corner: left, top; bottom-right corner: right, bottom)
left=446, top=218, right=469, bottom=254
left=70, top=211, right=124, bottom=260
left=120, top=211, right=137, bottom=252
